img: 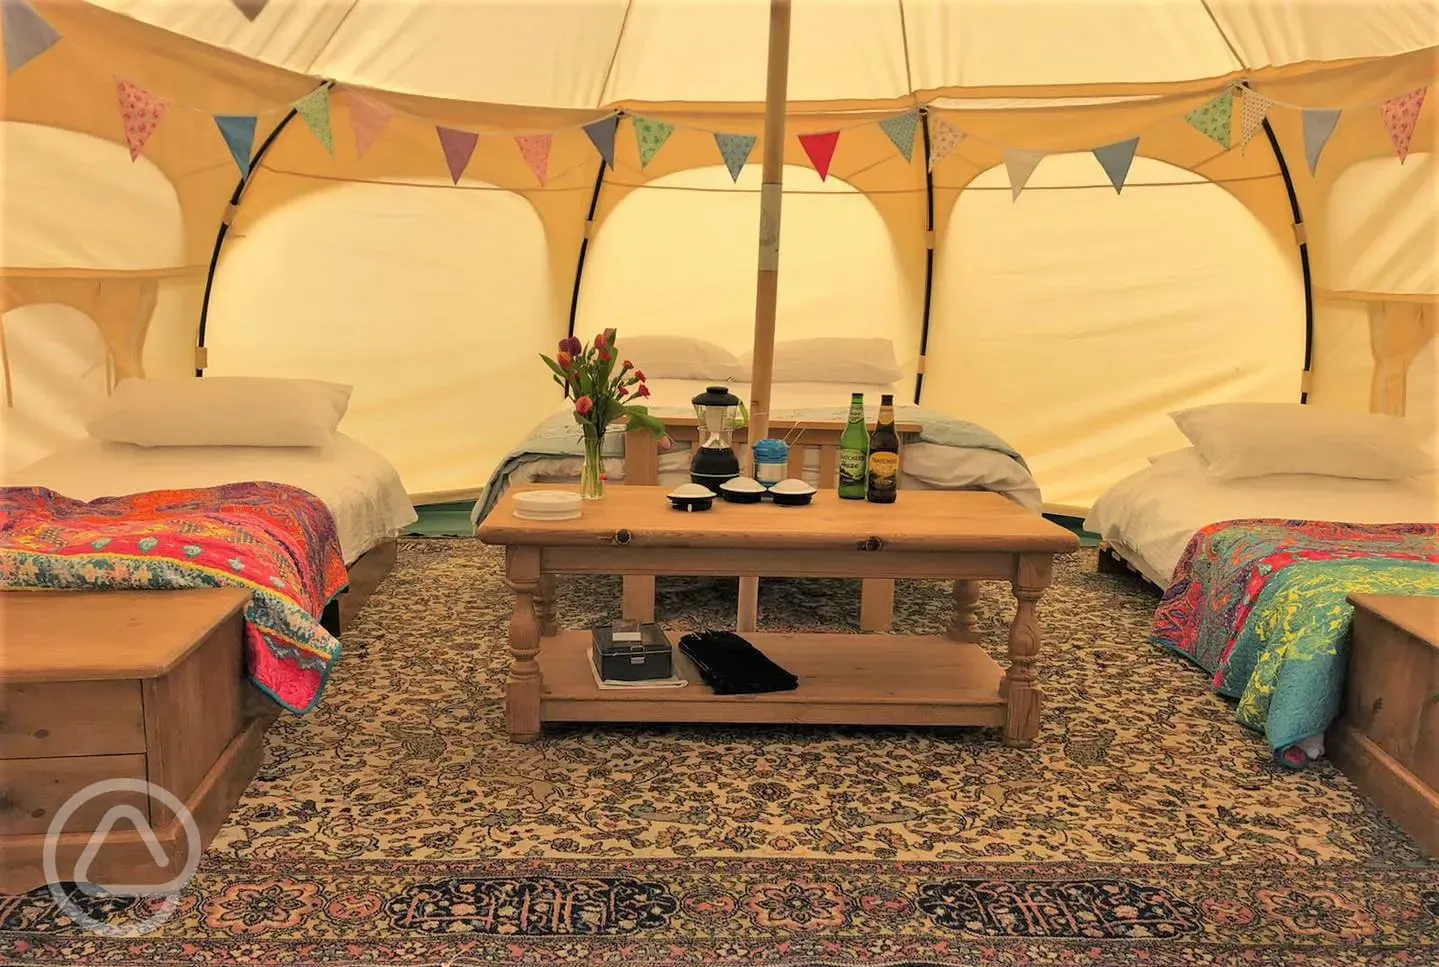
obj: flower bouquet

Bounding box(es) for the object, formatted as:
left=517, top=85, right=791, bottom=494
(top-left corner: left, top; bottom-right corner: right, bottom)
left=540, top=328, right=667, bottom=499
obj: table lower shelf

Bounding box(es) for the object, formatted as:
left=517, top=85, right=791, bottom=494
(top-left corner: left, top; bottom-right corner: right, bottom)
left=536, top=630, right=1007, bottom=728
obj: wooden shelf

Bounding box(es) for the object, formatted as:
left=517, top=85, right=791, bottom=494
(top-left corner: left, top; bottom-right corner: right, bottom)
left=537, top=630, right=1006, bottom=728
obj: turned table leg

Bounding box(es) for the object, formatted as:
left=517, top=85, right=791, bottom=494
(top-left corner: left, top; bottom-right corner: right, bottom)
left=536, top=573, right=558, bottom=636
left=504, top=546, right=543, bottom=743
left=1003, top=555, right=1051, bottom=748
left=947, top=579, right=980, bottom=642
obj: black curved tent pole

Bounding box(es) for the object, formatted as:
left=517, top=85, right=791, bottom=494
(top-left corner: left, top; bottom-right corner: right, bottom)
left=567, top=156, right=611, bottom=341
left=1255, top=106, right=1316, bottom=402
left=194, top=97, right=314, bottom=376
left=914, top=110, right=937, bottom=404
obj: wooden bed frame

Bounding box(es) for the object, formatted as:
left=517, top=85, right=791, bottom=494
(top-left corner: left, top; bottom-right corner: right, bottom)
left=621, top=416, right=922, bottom=633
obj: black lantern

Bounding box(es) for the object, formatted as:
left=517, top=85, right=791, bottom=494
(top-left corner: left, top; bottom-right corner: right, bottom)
left=690, top=385, right=742, bottom=488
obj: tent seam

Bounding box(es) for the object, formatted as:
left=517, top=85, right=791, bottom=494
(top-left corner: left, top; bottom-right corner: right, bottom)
left=597, top=0, right=636, bottom=109
left=1197, top=0, right=1248, bottom=72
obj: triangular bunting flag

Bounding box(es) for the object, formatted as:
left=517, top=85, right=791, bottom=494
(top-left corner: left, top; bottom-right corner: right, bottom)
left=879, top=111, right=919, bottom=163
left=927, top=119, right=965, bottom=171
left=1003, top=148, right=1045, bottom=200
left=798, top=131, right=840, bottom=181
left=714, top=132, right=756, bottom=182
left=3, top=0, right=61, bottom=75
left=215, top=115, right=257, bottom=177
left=633, top=116, right=674, bottom=169
left=230, top=0, right=268, bottom=19
left=114, top=79, right=168, bottom=161
left=436, top=126, right=478, bottom=183
left=346, top=92, right=393, bottom=158
left=293, top=86, right=334, bottom=154
left=1381, top=87, right=1427, bottom=163
left=1302, top=108, right=1342, bottom=174
left=1237, top=88, right=1274, bottom=150
left=1092, top=138, right=1139, bottom=194
left=1185, top=90, right=1234, bottom=149
left=584, top=115, right=618, bottom=169
left=515, top=134, right=552, bottom=185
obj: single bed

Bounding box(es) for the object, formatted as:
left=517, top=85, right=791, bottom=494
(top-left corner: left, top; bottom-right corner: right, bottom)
left=1083, top=403, right=1439, bottom=767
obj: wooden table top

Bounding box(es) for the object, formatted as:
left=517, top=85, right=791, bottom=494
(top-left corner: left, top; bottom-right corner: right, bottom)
left=478, top=485, right=1079, bottom=554
left=1349, top=593, right=1439, bottom=648
left=0, top=588, right=251, bottom=682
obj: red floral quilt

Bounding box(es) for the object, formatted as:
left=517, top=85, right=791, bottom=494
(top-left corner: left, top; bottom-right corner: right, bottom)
left=0, top=484, right=349, bottom=713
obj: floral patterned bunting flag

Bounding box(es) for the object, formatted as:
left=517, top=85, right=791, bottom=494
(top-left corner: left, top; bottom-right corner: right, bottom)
left=1185, top=90, right=1234, bottom=149
left=293, top=86, right=333, bottom=154
left=115, top=78, right=168, bottom=160
left=436, top=126, right=478, bottom=183
left=927, top=119, right=965, bottom=171
left=633, top=116, right=674, bottom=168
left=714, top=132, right=756, bottom=181
left=1236, top=88, right=1274, bottom=150
left=515, top=134, right=551, bottom=185
left=797, top=131, right=840, bottom=180
left=879, top=111, right=919, bottom=163
left=346, top=92, right=393, bottom=158
left=1381, top=87, right=1427, bottom=163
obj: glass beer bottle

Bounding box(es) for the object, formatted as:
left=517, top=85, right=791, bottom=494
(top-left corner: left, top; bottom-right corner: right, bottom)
left=837, top=392, right=868, bottom=499
left=866, top=394, right=899, bottom=503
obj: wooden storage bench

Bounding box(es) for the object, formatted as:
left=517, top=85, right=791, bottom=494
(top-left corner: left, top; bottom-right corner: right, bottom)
left=0, top=589, right=271, bottom=893
left=1329, top=593, right=1439, bottom=857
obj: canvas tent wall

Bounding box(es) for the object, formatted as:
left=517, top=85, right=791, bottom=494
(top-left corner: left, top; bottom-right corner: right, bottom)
left=2, top=0, right=1435, bottom=511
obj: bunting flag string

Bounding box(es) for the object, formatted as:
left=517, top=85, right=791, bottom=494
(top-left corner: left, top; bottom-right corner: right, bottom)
left=1381, top=86, right=1427, bottom=163
left=714, top=132, right=757, bottom=182
left=1302, top=108, right=1342, bottom=174
left=1092, top=138, right=1139, bottom=194
left=437, top=126, right=478, bottom=183
left=3, top=0, right=61, bottom=75
left=633, top=116, right=674, bottom=169
left=927, top=119, right=965, bottom=171
left=293, top=85, right=334, bottom=154
left=879, top=110, right=920, bottom=163
left=1185, top=90, right=1234, bottom=149
left=798, top=131, right=840, bottom=181
left=115, top=79, right=168, bottom=161
left=1236, top=88, right=1274, bottom=150
left=515, top=134, right=552, bottom=185
left=215, top=114, right=257, bottom=176
left=1004, top=149, right=1046, bottom=199
left=347, top=91, right=394, bottom=158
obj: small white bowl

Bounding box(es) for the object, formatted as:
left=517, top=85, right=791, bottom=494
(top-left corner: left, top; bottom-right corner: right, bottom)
left=770, top=478, right=817, bottom=506
left=667, top=483, right=716, bottom=512
left=513, top=490, right=582, bottom=520
left=719, top=477, right=765, bottom=503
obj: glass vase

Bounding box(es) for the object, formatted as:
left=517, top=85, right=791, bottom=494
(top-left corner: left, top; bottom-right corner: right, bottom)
left=580, top=427, right=606, bottom=500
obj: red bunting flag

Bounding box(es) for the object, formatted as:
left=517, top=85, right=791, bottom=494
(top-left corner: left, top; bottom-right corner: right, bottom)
left=436, top=126, right=478, bottom=183
left=515, top=134, right=551, bottom=185
left=114, top=78, right=168, bottom=160
left=798, top=131, right=840, bottom=181
left=1381, top=87, right=1427, bottom=163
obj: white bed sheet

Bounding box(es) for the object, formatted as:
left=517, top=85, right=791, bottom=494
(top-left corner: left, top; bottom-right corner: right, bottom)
left=1084, top=448, right=1439, bottom=587
left=505, top=378, right=1042, bottom=512
left=5, top=433, right=418, bottom=565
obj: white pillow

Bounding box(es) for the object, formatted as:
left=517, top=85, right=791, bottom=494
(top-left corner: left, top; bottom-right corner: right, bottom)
left=88, top=377, right=352, bottom=448
left=615, top=335, right=748, bottom=381
left=1170, top=402, right=1432, bottom=481
left=741, top=337, right=904, bottom=385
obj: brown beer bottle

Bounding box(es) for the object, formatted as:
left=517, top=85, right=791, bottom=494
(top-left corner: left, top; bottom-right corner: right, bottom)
left=866, top=394, right=899, bottom=503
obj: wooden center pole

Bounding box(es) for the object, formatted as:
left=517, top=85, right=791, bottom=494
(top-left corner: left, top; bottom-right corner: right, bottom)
left=744, top=0, right=792, bottom=472
left=736, top=0, right=792, bottom=633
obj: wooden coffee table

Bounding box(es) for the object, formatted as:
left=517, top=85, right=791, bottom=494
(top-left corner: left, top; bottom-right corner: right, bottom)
left=477, top=486, right=1079, bottom=747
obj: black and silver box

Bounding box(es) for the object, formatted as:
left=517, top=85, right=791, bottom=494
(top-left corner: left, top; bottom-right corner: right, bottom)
left=591, top=620, right=674, bottom=681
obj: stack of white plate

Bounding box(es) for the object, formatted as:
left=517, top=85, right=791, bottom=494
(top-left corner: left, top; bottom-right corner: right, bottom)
left=513, top=490, right=583, bottom=521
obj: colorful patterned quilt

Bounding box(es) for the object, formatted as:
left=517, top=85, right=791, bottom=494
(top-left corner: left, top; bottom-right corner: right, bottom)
left=1151, top=519, right=1439, bottom=768
left=0, top=483, right=349, bottom=713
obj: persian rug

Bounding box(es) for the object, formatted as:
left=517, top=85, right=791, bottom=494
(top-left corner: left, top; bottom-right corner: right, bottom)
left=1151, top=519, right=1439, bottom=766
left=2, top=539, right=1433, bottom=965
left=0, top=483, right=348, bottom=712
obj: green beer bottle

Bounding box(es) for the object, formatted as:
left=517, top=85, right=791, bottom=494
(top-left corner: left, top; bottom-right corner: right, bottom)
left=838, top=392, right=868, bottom=499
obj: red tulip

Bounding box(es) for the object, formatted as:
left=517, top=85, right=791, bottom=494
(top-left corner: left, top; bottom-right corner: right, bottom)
left=621, top=359, right=633, bottom=372
left=575, top=395, right=594, bottom=415
left=557, top=351, right=573, bottom=369
left=594, top=331, right=608, bottom=351
left=600, top=350, right=612, bottom=362
left=635, top=384, right=651, bottom=398
left=633, top=369, right=646, bottom=382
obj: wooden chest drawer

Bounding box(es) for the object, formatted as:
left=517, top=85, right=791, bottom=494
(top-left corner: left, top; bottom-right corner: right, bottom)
left=0, top=754, right=149, bottom=836
left=0, top=680, right=146, bottom=758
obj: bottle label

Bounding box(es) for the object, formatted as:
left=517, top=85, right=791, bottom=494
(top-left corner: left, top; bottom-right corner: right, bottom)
left=838, top=448, right=866, bottom=482
left=868, top=451, right=899, bottom=482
